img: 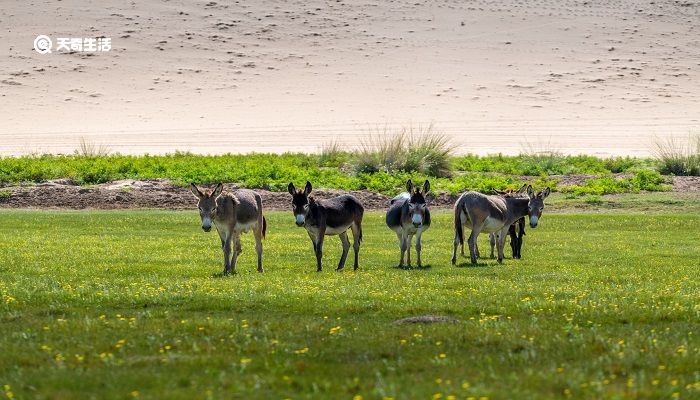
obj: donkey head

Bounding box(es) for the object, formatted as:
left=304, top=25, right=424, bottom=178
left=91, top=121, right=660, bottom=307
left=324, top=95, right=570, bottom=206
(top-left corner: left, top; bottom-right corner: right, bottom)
left=406, top=179, right=430, bottom=227
left=526, top=185, right=551, bottom=228
left=288, top=181, right=312, bottom=227
left=190, top=183, right=223, bottom=232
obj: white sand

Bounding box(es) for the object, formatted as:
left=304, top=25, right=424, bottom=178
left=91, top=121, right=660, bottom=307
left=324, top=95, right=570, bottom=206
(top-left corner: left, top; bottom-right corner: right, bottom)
left=1, top=0, right=698, bottom=156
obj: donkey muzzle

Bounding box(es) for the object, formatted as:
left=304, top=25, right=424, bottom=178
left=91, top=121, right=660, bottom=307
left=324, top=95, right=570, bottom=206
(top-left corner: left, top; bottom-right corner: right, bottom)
left=529, top=215, right=539, bottom=228
left=202, top=226, right=212, bottom=232
left=295, top=214, right=306, bottom=227
left=411, top=213, right=423, bottom=227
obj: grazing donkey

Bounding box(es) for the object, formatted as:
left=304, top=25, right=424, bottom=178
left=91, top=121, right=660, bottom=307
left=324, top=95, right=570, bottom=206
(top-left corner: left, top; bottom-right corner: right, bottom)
left=288, top=181, right=364, bottom=272
left=190, top=183, right=267, bottom=275
left=385, top=179, right=431, bottom=268
left=452, top=185, right=550, bottom=265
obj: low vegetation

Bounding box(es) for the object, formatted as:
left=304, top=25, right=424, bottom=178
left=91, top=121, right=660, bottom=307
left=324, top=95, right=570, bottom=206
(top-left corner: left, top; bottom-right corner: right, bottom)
left=1, top=210, right=698, bottom=399
left=0, top=151, right=672, bottom=196
left=652, top=134, right=700, bottom=176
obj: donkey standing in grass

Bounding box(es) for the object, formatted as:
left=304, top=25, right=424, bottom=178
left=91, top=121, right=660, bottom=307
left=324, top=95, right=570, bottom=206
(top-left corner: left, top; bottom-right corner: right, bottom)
left=386, top=179, right=431, bottom=268
left=288, top=182, right=364, bottom=272
left=488, top=185, right=527, bottom=259
left=191, top=183, right=267, bottom=275
left=452, top=185, right=550, bottom=265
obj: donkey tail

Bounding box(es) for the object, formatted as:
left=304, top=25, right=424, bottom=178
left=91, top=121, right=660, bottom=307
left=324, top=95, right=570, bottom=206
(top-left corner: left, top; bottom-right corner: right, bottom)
left=262, top=216, right=267, bottom=239
left=454, top=202, right=464, bottom=247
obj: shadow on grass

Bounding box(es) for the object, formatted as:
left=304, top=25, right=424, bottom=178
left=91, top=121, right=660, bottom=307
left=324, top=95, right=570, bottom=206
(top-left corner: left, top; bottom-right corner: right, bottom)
left=454, top=261, right=491, bottom=268
left=210, top=271, right=237, bottom=279
left=391, top=264, right=433, bottom=270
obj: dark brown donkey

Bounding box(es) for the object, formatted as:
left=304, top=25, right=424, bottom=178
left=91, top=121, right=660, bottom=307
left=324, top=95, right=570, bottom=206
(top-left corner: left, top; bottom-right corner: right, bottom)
left=488, top=185, right=527, bottom=259
left=452, top=185, right=550, bottom=265
left=191, top=183, right=267, bottom=275
left=288, top=182, right=364, bottom=272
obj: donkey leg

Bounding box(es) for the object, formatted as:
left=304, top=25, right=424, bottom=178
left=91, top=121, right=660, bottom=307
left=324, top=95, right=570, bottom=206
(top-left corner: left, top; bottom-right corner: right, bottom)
left=229, top=235, right=241, bottom=274
left=489, top=233, right=496, bottom=259
left=337, top=231, right=350, bottom=271
left=254, top=229, right=264, bottom=273
left=351, top=222, right=361, bottom=271
left=221, top=237, right=232, bottom=275
left=315, top=234, right=325, bottom=272
left=468, top=227, right=482, bottom=265
left=406, top=233, right=413, bottom=268
left=306, top=231, right=317, bottom=253
left=396, top=232, right=405, bottom=268
left=415, top=229, right=424, bottom=268
left=496, top=228, right=508, bottom=264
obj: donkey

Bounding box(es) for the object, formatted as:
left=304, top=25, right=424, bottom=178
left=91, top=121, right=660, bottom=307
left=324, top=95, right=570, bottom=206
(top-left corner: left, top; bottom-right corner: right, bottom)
left=452, top=185, right=550, bottom=265
left=385, top=179, right=431, bottom=268
left=288, top=182, right=364, bottom=272
left=488, top=185, right=528, bottom=259
left=190, top=183, right=267, bottom=275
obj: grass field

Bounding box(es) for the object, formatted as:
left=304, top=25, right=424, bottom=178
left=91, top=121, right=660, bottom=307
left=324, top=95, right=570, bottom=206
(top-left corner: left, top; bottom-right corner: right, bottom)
left=1, top=210, right=699, bottom=399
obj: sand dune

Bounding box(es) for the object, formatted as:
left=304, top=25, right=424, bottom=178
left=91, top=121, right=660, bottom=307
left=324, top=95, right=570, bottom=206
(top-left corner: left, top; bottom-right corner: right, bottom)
left=1, top=0, right=698, bottom=156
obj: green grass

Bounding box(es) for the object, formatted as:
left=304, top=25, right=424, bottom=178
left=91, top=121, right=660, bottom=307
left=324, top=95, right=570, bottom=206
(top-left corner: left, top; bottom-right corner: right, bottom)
left=1, top=210, right=699, bottom=399
left=0, top=153, right=670, bottom=195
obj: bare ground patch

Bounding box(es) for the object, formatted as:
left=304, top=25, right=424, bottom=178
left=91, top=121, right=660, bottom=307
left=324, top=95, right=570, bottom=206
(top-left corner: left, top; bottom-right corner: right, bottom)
left=0, top=176, right=697, bottom=211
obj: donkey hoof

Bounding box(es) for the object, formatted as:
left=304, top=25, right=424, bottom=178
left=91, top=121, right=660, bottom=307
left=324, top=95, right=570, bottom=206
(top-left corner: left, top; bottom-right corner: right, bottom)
left=336, top=266, right=345, bottom=272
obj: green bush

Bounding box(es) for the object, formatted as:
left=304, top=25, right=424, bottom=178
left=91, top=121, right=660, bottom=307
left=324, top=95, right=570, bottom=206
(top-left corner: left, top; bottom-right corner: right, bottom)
left=354, top=126, right=453, bottom=177
left=652, top=135, right=700, bottom=176
left=559, top=170, right=669, bottom=196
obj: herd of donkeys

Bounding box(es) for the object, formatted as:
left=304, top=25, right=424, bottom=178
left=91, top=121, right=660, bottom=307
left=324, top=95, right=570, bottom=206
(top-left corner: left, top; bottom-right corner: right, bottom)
left=190, top=180, right=551, bottom=275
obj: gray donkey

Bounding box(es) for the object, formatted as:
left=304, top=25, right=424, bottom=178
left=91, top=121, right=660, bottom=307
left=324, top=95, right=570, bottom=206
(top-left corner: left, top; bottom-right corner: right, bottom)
left=191, top=183, right=267, bottom=275
left=386, top=179, right=431, bottom=268
left=288, top=182, right=364, bottom=272
left=452, top=185, right=550, bottom=265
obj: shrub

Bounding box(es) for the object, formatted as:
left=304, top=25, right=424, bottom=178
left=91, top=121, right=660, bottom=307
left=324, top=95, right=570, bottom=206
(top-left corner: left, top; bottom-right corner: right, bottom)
left=318, top=140, right=350, bottom=167
left=75, top=137, right=111, bottom=157
left=354, top=125, right=454, bottom=177
left=652, top=134, right=700, bottom=176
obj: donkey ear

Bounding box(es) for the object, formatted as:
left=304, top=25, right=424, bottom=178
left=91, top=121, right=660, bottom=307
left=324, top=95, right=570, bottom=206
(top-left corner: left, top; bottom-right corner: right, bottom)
left=212, top=183, right=223, bottom=198
left=190, top=183, right=204, bottom=199
left=541, top=187, right=551, bottom=198
left=527, top=185, right=534, bottom=198
left=517, top=183, right=528, bottom=194
left=304, top=181, right=313, bottom=195
left=423, top=180, right=430, bottom=193
left=287, top=182, right=296, bottom=195
left=406, top=179, right=414, bottom=193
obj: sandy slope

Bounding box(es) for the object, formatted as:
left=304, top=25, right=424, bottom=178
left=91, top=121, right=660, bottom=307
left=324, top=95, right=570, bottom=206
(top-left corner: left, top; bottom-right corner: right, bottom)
left=1, top=0, right=698, bottom=156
